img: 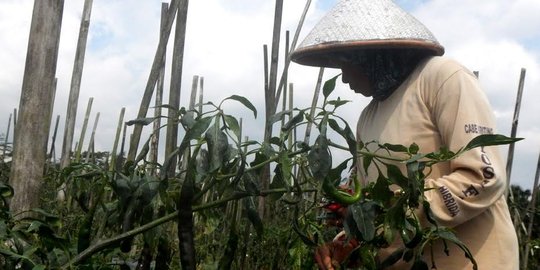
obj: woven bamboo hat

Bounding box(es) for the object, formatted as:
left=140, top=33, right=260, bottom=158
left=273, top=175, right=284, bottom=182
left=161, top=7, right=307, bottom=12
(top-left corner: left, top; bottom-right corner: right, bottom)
left=291, top=0, right=444, bottom=67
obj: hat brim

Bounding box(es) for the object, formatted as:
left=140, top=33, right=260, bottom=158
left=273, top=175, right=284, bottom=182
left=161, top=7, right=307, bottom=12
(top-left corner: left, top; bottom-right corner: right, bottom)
left=291, top=39, right=445, bottom=68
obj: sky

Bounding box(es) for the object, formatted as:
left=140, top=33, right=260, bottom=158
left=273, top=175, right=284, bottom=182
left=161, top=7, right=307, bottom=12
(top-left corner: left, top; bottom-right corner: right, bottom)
left=0, top=0, right=539, bottom=190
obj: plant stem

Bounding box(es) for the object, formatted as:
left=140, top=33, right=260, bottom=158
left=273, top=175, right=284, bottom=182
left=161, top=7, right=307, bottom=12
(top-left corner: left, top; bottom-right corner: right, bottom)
left=61, top=187, right=316, bottom=268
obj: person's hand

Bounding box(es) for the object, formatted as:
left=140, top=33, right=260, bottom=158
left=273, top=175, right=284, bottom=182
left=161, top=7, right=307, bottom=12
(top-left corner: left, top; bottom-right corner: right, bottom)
left=314, top=233, right=359, bottom=270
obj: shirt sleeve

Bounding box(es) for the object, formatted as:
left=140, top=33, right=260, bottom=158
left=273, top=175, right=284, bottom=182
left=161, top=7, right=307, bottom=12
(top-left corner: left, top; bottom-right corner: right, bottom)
left=422, top=66, right=507, bottom=228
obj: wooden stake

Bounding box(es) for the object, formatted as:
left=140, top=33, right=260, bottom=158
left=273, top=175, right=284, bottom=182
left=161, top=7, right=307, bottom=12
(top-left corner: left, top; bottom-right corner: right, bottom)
left=75, top=97, right=93, bottom=162
left=149, top=3, right=169, bottom=176
left=60, top=0, right=94, bottom=169
left=304, top=68, right=325, bottom=144
left=48, top=115, right=60, bottom=163
left=162, top=0, right=190, bottom=175
left=506, top=68, right=526, bottom=186
left=273, top=0, right=312, bottom=110
left=2, top=113, right=12, bottom=161
left=523, top=150, right=540, bottom=269
left=110, top=107, right=125, bottom=172
left=85, top=112, right=100, bottom=163
left=129, top=0, right=180, bottom=161
left=10, top=0, right=64, bottom=215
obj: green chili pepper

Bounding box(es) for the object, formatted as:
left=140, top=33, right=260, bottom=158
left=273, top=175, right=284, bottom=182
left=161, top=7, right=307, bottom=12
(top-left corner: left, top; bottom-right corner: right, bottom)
left=322, top=175, right=362, bottom=205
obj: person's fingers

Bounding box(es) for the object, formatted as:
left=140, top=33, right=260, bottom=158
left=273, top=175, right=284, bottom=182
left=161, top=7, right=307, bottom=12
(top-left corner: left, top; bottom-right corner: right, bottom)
left=315, top=245, right=335, bottom=270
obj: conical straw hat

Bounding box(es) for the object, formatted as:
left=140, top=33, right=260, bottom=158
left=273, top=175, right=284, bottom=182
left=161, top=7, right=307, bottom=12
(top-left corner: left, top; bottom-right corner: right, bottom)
left=291, top=0, right=444, bottom=67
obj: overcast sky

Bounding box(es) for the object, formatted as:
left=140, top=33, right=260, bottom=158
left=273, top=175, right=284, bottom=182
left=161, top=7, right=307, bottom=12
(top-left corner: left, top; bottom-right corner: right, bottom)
left=0, top=0, right=538, bottom=190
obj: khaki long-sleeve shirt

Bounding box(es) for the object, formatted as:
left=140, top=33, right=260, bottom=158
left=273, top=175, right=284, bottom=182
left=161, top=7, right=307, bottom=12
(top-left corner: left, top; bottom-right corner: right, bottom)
left=357, top=56, right=519, bottom=269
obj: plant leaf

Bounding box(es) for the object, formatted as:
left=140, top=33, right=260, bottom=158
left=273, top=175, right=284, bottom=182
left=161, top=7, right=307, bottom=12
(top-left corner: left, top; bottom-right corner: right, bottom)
left=224, top=95, right=257, bottom=118
left=464, top=134, right=523, bottom=151
left=126, top=117, right=155, bottom=126
left=323, top=74, right=341, bottom=99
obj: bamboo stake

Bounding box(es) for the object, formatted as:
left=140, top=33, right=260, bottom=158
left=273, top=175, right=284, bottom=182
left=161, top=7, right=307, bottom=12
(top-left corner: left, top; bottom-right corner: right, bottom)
left=178, top=75, right=199, bottom=173
left=273, top=0, right=312, bottom=111
left=128, top=0, right=180, bottom=161
left=48, top=115, right=60, bottom=163
left=10, top=0, right=64, bottom=215
left=263, top=45, right=269, bottom=93
left=110, top=107, right=125, bottom=172
left=198, top=77, right=204, bottom=113
left=304, top=68, right=325, bottom=144
left=259, top=0, right=284, bottom=220
left=2, top=113, right=12, bottom=160
left=85, top=112, right=100, bottom=163
left=281, top=31, right=290, bottom=127
left=506, top=68, right=526, bottom=186
left=12, top=108, right=17, bottom=140
left=149, top=3, right=169, bottom=176
left=504, top=68, right=527, bottom=264
left=75, top=97, right=93, bottom=162
left=163, top=0, right=190, bottom=175
left=523, top=151, right=540, bottom=269
left=60, top=0, right=93, bottom=169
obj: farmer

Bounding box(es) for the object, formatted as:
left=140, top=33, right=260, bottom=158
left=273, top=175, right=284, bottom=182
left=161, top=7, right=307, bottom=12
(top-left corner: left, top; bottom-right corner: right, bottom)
left=290, top=0, right=519, bottom=269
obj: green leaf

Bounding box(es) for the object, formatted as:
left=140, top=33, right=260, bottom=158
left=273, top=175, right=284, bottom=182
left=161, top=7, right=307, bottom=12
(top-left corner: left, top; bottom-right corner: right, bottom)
left=307, top=135, right=331, bottom=180
left=362, top=156, right=373, bottom=175
left=372, top=174, right=393, bottom=203
left=185, top=116, right=213, bottom=142
left=134, top=138, right=150, bottom=164
left=126, top=117, right=155, bottom=126
left=386, top=164, right=408, bottom=187
left=327, top=98, right=351, bottom=108
left=278, top=151, right=293, bottom=187
left=223, top=114, right=241, bottom=139
left=349, top=201, right=377, bottom=241
left=383, top=143, right=408, bottom=153
left=268, top=110, right=292, bottom=125
left=180, top=111, right=196, bottom=129
left=323, top=74, right=341, bottom=99
left=436, top=229, right=478, bottom=269
left=408, top=143, right=419, bottom=154
left=327, top=118, right=357, bottom=158
left=464, top=134, right=523, bottom=151
left=224, top=95, right=257, bottom=118
left=205, top=123, right=230, bottom=171
left=282, top=111, right=304, bottom=132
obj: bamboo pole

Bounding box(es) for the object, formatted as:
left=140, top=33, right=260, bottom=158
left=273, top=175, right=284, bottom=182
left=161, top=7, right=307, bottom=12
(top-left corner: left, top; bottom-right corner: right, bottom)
left=178, top=75, right=199, bottom=172
left=149, top=3, right=169, bottom=176
left=162, top=0, right=190, bottom=176
left=128, top=0, right=180, bottom=161
left=522, top=150, right=540, bottom=268
left=2, top=113, right=12, bottom=160
left=75, top=97, right=94, bottom=162
left=281, top=31, right=290, bottom=127
left=506, top=68, right=526, bottom=186
left=110, top=108, right=125, bottom=172
left=503, top=68, right=527, bottom=264
left=48, top=115, right=60, bottom=163
left=12, top=108, right=17, bottom=140
left=60, top=0, right=93, bottom=169
left=198, top=77, right=204, bottom=113
left=85, top=112, right=100, bottom=163
left=273, top=0, right=312, bottom=111
left=10, top=0, right=64, bottom=215
left=304, top=68, right=325, bottom=144
left=259, top=0, right=284, bottom=220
